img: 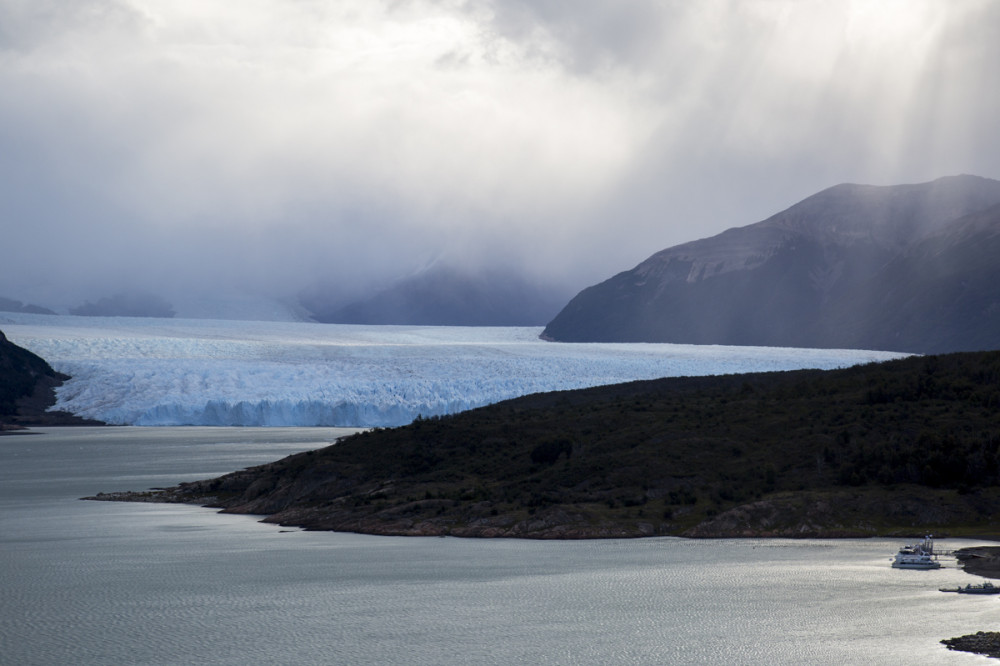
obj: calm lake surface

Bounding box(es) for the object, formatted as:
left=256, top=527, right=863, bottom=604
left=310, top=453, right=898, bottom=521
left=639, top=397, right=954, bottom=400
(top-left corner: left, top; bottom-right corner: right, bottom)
left=2, top=427, right=997, bottom=665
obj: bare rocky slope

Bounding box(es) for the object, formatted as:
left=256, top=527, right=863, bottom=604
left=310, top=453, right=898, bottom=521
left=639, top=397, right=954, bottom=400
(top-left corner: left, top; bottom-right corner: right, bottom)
left=543, top=175, right=1000, bottom=354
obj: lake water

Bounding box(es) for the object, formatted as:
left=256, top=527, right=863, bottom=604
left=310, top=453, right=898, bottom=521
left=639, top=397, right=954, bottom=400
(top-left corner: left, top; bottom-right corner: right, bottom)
left=2, top=427, right=997, bottom=665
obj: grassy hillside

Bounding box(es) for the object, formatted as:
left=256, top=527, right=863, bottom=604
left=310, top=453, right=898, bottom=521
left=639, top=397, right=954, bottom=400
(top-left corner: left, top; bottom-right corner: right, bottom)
left=99, top=350, right=1000, bottom=538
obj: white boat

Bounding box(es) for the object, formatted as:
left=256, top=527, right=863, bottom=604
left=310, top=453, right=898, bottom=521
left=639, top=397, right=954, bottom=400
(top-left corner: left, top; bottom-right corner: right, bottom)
left=891, top=535, right=942, bottom=569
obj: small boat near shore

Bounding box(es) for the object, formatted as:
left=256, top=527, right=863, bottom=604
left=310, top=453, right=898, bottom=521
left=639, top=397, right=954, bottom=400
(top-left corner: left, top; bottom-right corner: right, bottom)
left=891, top=535, right=942, bottom=569
left=939, top=581, right=1000, bottom=594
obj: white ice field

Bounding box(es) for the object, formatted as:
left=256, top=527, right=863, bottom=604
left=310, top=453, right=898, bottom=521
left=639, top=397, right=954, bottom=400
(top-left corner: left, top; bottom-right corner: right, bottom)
left=2, top=313, right=909, bottom=427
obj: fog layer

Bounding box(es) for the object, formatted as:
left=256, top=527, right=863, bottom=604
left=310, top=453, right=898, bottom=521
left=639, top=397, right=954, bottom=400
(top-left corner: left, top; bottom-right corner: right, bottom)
left=2, top=1, right=999, bottom=312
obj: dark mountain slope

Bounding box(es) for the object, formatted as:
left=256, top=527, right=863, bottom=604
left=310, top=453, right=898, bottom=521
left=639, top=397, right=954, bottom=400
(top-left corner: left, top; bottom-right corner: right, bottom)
left=0, top=297, right=56, bottom=315
left=303, top=264, right=570, bottom=326
left=69, top=292, right=175, bottom=318
left=0, top=330, right=101, bottom=429
left=819, top=203, right=1000, bottom=353
left=93, top=350, right=1000, bottom=539
left=543, top=175, right=1000, bottom=353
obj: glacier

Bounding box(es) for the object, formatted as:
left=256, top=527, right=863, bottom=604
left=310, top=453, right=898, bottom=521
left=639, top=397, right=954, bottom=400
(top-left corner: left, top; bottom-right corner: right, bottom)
left=1, top=313, right=910, bottom=427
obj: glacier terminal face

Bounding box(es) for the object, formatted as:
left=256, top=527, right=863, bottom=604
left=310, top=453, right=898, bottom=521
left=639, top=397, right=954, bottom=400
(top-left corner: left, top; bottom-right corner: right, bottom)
left=1, top=313, right=909, bottom=427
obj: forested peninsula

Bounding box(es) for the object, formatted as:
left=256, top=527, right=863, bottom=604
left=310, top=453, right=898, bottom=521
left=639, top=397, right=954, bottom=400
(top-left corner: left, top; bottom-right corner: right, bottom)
left=92, top=350, right=1000, bottom=539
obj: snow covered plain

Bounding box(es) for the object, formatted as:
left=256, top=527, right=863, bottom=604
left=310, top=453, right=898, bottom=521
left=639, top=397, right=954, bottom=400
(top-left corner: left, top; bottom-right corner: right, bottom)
left=1, top=313, right=909, bottom=427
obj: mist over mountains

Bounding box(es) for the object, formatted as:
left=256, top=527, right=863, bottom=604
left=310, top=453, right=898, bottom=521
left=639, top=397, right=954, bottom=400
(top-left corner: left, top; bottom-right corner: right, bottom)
left=9, top=174, right=1000, bottom=348
left=0, top=298, right=54, bottom=316
left=301, top=264, right=572, bottom=326
left=543, top=175, right=1000, bottom=354
left=3, top=264, right=571, bottom=327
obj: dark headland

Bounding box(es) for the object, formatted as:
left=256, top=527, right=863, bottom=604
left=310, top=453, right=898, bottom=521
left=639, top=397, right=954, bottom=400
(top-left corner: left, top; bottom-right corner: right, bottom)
left=0, top=329, right=103, bottom=432
left=90, top=349, right=1000, bottom=540
left=71, top=341, right=1000, bottom=658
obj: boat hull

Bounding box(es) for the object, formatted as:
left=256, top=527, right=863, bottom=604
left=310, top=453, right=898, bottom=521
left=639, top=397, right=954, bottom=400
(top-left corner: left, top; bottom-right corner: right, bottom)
left=939, top=585, right=999, bottom=594
left=891, top=536, right=941, bottom=570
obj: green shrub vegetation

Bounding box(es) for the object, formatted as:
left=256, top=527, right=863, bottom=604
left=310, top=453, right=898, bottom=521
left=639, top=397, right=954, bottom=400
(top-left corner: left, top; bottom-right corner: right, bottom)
left=123, top=350, right=1000, bottom=538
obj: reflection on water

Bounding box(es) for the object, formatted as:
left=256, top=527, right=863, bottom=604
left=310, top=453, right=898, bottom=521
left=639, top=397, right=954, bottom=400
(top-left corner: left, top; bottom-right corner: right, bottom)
left=1, top=427, right=996, bottom=665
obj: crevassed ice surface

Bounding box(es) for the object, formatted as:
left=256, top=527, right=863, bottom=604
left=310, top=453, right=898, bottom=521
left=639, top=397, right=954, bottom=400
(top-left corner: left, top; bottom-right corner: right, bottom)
left=1, top=313, right=909, bottom=427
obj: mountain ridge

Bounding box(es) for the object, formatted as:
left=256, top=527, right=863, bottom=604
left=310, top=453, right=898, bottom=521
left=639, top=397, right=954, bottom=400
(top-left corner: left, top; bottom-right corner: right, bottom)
left=543, top=175, right=1000, bottom=353
left=303, top=264, right=571, bottom=326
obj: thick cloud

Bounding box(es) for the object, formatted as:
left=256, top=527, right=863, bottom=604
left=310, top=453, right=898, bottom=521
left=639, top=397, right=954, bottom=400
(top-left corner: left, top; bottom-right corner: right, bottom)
left=2, top=0, right=999, bottom=311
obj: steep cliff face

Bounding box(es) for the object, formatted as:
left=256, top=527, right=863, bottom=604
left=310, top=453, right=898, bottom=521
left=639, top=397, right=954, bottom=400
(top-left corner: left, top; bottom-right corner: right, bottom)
left=543, top=175, right=1000, bottom=353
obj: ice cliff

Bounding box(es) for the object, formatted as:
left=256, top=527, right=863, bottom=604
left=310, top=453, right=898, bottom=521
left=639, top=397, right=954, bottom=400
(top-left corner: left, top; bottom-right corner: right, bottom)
left=1, top=314, right=907, bottom=427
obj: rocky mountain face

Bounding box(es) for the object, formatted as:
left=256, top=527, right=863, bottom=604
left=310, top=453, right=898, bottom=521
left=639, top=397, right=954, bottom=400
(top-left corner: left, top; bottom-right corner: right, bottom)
left=0, top=330, right=100, bottom=428
left=303, top=264, right=570, bottom=326
left=543, top=175, right=1000, bottom=353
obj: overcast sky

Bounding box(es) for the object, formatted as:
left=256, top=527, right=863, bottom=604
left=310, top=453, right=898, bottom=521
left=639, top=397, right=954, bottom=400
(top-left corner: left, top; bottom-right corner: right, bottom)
left=3, top=0, right=1000, bottom=309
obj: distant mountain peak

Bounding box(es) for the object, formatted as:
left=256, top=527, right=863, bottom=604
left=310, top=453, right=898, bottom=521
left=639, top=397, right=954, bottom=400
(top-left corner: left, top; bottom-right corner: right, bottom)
left=302, top=264, right=572, bottom=326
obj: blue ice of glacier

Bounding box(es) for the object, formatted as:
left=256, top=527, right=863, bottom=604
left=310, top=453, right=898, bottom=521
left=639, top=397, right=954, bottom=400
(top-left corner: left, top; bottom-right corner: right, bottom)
left=1, top=313, right=910, bottom=427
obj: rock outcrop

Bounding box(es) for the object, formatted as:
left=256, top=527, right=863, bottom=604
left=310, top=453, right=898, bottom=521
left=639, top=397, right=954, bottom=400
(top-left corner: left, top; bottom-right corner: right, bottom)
left=0, top=329, right=103, bottom=429
left=954, top=546, right=1000, bottom=579
left=942, top=632, right=1000, bottom=659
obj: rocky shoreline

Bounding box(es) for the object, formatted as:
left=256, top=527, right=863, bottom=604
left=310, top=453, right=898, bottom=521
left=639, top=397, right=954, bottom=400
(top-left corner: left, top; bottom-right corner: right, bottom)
left=940, top=547, right=1000, bottom=660
left=0, top=423, right=30, bottom=435
left=85, top=479, right=1000, bottom=540
left=85, top=486, right=1000, bottom=542
left=955, top=546, right=1000, bottom=579
left=89, top=490, right=1000, bottom=657
left=942, top=632, right=1000, bottom=659
left=85, top=489, right=661, bottom=539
